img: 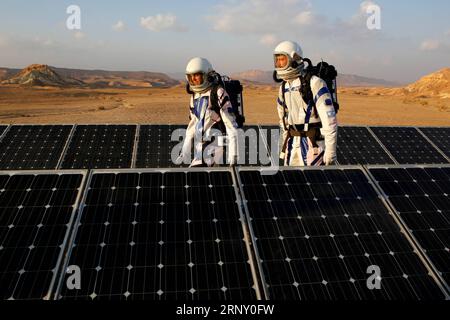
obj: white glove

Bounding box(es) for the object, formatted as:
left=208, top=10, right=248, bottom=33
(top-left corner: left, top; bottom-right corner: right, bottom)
left=324, top=152, right=336, bottom=166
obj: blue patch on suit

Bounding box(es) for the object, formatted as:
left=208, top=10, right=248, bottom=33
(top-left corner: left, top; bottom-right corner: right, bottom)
left=325, top=99, right=333, bottom=106
left=327, top=110, right=336, bottom=118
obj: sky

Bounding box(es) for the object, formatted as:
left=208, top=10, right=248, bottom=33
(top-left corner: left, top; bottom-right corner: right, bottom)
left=0, top=0, right=449, bottom=83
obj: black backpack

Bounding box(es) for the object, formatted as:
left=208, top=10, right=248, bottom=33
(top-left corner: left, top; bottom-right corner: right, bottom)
left=187, top=72, right=245, bottom=128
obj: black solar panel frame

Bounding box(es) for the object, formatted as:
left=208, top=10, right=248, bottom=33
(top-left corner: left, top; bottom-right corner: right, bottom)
left=336, top=126, right=397, bottom=165
left=0, top=124, right=74, bottom=170
left=54, top=167, right=264, bottom=300
left=417, top=127, right=450, bottom=162
left=369, top=126, right=449, bottom=165
left=0, top=169, right=88, bottom=300
left=236, top=165, right=449, bottom=300
left=59, top=124, right=137, bottom=169
left=366, top=164, right=450, bottom=296
left=134, top=124, right=187, bottom=168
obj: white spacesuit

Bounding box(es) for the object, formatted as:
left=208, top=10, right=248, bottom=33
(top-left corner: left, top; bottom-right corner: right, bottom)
left=177, top=57, right=238, bottom=167
left=274, top=41, right=338, bottom=166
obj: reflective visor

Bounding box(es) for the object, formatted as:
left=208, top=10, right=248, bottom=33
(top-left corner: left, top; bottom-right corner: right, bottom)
left=187, top=72, right=205, bottom=86
left=274, top=54, right=290, bottom=70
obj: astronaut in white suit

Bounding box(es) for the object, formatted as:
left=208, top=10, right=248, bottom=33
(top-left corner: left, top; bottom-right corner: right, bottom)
left=177, top=57, right=239, bottom=167
left=274, top=41, right=338, bottom=166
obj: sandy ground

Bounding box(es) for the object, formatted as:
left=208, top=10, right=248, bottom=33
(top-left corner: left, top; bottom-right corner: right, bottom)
left=0, top=85, right=449, bottom=126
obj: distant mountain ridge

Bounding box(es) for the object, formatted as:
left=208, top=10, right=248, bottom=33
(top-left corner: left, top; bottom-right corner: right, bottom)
left=0, top=65, right=180, bottom=88
left=230, top=69, right=402, bottom=87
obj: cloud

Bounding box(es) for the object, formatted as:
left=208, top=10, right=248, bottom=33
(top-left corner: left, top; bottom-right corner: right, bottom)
left=140, top=14, right=188, bottom=32
left=207, top=0, right=384, bottom=43
left=208, top=0, right=313, bottom=35
left=294, top=11, right=315, bottom=26
left=112, top=20, right=126, bottom=32
left=420, top=39, right=441, bottom=51
left=259, top=34, right=278, bottom=46
left=446, top=29, right=450, bottom=36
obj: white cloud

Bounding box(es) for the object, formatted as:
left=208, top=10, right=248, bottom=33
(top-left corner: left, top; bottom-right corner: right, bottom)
left=259, top=34, right=278, bottom=46
left=208, top=0, right=312, bottom=35
left=208, top=0, right=384, bottom=43
left=73, top=31, right=85, bottom=40
left=140, top=14, right=187, bottom=32
left=112, top=20, right=126, bottom=32
left=294, top=11, right=315, bottom=26
left=420, top=39, right=441, bottom=51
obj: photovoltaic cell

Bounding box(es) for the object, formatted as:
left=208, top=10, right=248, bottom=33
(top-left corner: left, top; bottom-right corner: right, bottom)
left=60, top=125, right=136, bottom=169
left=418, top=127, right=450, bottom=160
left=238, top=167, right=445, bottom=300
left=58, top=169, right=258, bottom=300
left=336, top=127, right=395, bottom=165
left=0, top=171, right=85, bottom=300
left=0, top=125, right=73, bottom=170
left=135, top=125, right=186, bottom=168
left=369, top=166, right=450, bottom=291
left=370, top=127, right=448, bottom=164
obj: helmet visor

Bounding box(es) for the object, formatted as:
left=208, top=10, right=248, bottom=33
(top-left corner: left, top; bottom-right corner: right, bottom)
left=274, top=54, right=290, bottom=70
left=187, top=72, right=205, bottom=86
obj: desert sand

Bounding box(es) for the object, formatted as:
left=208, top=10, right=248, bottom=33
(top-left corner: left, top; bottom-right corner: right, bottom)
left=0, top=85, right=448, bottom=126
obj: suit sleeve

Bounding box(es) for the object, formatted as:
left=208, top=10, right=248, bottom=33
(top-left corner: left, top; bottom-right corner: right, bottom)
left=310, top=76, right=338, bottom=164
left=217, top=87, right=239, bottom=165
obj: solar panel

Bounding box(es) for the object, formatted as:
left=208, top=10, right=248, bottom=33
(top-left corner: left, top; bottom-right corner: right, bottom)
left=57, top=169, right=260, bottom=300
left=337, top=127, right=395, bottom=165
left=237, top=167, right=446, bottom=300
left=236, top=125, right=273, bottom=167
left=370, top=127, right=448, bottom=164
left=60, top=125, right=136, bottom=169
left=135, top=125, right=186, bottom=168
left=418, top=127, right=450, bottom=160
left=259, top=125, right=284, bottom=167
left=0, top=170, right=86, bottom=300
left=368, top=165, right=450, bottom=293
left=0, top=125, right=73, bottom=170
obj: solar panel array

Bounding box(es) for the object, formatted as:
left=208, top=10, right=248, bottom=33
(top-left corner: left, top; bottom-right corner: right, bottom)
left=0, top=125, right=447, bottom=168
left=368, top=166, right=450, bottom=291
left=370, top=127, right=448, bottom=164
left=0, top=171, right=86, bottom=300
left=1, top=124, right=450, bottom=301
left=0, top=125, right=73, bottom=170
left=336, top=127, right=395, bottom=165
left=58, top=169, right=259, bottom=300
left=237, top=167, right=446, bottom=300
left=60, top=125, right=136, bottom=169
